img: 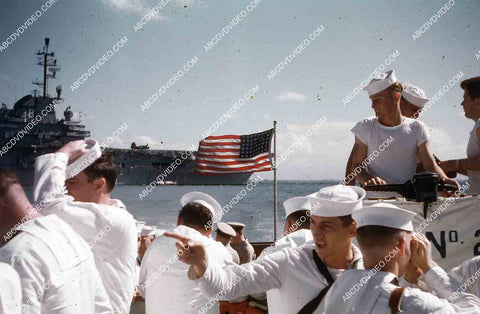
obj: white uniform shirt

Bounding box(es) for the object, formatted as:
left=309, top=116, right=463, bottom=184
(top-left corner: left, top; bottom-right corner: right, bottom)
left=0, top=263, right=21, bottom=314
left=0, top=215, right=111, bottom=313
left=449, top=256, right=480, bottom=297
left=467, top=119, right=480, bottom=195
left=198, top=243, right=363, bottom=314
left=351, top=116, right=429, bottom=184
left=34, top=152, right=137, bottom=313
left=256, top=229, right=313, bottom=313
left=139, top=225, right=233, bottom=314
left=324, top=267, right=480, bottom=313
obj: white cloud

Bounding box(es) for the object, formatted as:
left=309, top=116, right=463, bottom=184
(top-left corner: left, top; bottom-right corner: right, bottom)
left=102, top=0, right=165, bottom=20
left=277, top=91, right=306, bottom=103
left=274, top=120, right=355, bottom=180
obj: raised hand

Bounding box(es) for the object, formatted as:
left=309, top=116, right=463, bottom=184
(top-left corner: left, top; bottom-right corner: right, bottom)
left=410, top=233, right=437, bottom=274
left=56, top=140, right=88, bottom=163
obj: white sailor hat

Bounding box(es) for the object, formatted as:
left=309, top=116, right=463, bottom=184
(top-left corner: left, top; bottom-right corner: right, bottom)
left=180, top=191, right=223, bottom=223
left=216, top=222, right=237, bottom=237
left=352, top=203, right=416, bottom=232
left=227, top=222, right=246, bottom=228
left=401, top=83, right=429, bottom=108
left=283, top=197, right=311, bottom=218
left=135, top=220, right=146, bottom=235
left=363, top=70, right=398, bottom=96
left=140, top=225, right=156, bottom=237
left=306, top=185, right=365, bottom=217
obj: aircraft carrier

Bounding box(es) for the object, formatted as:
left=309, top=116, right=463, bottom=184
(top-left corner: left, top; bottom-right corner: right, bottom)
left=0, top=38, right=252, bottom=186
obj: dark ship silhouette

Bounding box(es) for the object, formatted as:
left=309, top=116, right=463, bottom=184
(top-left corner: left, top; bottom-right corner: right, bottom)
left=0, top=38, right=251, bottom=186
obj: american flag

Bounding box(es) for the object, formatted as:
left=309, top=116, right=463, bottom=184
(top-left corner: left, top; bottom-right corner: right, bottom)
left=195, top=129, right=273, bottom=174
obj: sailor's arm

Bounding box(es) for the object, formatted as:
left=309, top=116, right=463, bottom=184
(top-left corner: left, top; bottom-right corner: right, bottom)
left=351, top=136, right=386, bottom=185
left=33, top=140, right=87, bottom=203
left=165, top=232, right=284, bottom=299
left=344, top=144, right=356, bottom=186
left=418, top=141, right=460, bottom=188
left=409, top=233, right=480, bottom=312
left=440, top=128, right=480, bottom=176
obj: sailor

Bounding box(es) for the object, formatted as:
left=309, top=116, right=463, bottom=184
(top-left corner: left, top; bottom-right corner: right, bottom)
left=33, top=140, right=137, bottom=313
left=0, top=262, right=21, bottom=313
left=399, top=83, right=430, bottom=119
left=439, top=77, right=480, bottom=195
left=348, top=70, right=458, bottom=187
left=449, top=256, right=480, bottom=297
left=252, top=196, right=314, bottom=313
left=228, top=222, right=256, bottom=264
left=216, top=222, right=240, bottom=264
left=0, top=169, right=111, bottom=313
left=139, top=191, right=233, bottom=314
left=344, top=82, right=430, bottom=185
left=165, top=185, right=365, bottom=314
left=324, top=203, right=480, bottom=313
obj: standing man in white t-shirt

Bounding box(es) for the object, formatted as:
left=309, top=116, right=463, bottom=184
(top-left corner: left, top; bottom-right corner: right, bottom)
left=344, top=82, right=430, bottom=185
left=349, top=70, right=458, bottom=187
left=439, top=77, right=480, bottom=195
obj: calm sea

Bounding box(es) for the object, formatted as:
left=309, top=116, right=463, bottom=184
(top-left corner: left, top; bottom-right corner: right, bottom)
left=111, top=180, right=337, bottom=242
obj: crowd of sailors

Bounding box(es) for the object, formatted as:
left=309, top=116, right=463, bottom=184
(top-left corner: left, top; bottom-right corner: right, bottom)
left=0, top=71, right=480, bottom=313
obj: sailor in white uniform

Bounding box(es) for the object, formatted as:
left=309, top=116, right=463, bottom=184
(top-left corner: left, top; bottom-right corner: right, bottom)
left=0, top=263, right=21, bottom=314
left=324, top=203, right=480, bottom=313
left=33, top=140, right=137, bottom=313
left=165, top=185, right=366, bottom=314
left=0, top=169, right=112, bottom=313
left=439, top=77, right=480, bottom=195
left=139, top=191, right=233, bottom=314
left=252, top=196, right=314, bottom=312
left=449, top=256, right=480, bottom=297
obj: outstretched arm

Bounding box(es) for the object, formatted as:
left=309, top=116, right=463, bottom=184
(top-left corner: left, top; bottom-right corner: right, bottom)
left=164, top=232, right=284, bottom=300
left=417, top=141, right=459, bottom=189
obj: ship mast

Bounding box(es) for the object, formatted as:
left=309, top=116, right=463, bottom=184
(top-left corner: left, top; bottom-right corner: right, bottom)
left=33, top=38, right=60, bottom=98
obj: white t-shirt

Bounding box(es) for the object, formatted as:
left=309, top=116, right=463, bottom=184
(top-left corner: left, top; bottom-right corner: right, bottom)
left=467, top=120, right=480, bottom=195
left=0, top=215, right=112, bottom=313
left=0, top=263, right=21, bottom=314
left=351, top=116, right=429, bottom=184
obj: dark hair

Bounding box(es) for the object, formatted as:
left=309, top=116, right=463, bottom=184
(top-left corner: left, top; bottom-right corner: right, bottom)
left=286, top=210, right=311, bottom=229
left=179, top=202, right=213, bottom=229
left=461, top=78, right=480, bottom=100
left=339, top=214, right=354, bottom=227
left=84, top=153, right=117, bottom=192
left=356, top=225, right=406, bottom=249
left=0, top=169, right=19, bottom=197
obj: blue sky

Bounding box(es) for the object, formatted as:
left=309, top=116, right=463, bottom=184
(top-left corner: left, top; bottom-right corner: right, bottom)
left=1, top=0, right=479, bottom=180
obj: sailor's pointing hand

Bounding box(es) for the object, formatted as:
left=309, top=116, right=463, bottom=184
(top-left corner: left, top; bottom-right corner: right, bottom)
left=164, top=232, right=209, bottom=279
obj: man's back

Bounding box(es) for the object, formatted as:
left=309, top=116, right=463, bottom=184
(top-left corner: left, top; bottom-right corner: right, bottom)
left=140, top=225, right=232, bottom=314
left=0, top=215, right=111, bottom=313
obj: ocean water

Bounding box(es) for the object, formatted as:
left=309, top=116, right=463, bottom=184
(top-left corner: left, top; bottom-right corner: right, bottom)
left=111, top=180, right=337, bottom=242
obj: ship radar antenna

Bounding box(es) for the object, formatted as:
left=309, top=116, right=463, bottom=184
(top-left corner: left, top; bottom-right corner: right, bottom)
left=33, top=38, right=61, bottom=98
left=56, top=84, right=62, bottom=100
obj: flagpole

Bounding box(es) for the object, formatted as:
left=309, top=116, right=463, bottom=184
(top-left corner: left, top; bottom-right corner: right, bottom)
left=273, top=120, right=277, bottom=241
